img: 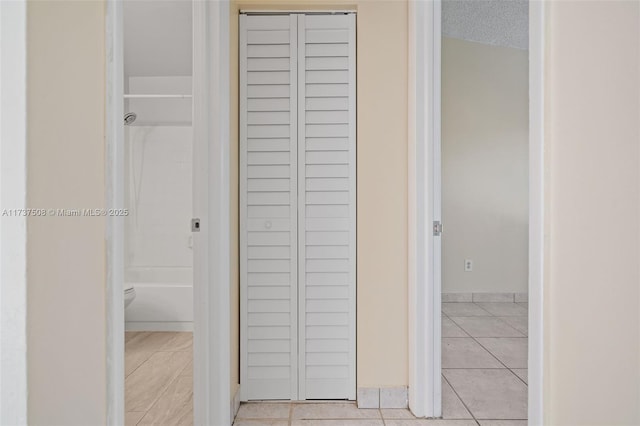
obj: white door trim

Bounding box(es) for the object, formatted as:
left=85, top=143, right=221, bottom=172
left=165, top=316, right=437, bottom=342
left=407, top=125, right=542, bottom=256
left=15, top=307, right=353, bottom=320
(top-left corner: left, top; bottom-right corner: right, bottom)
left=408, top=0, right=442, bottom=418
left=0, top=0, right=28, bottom=423
left=105, top=1, right=231, bottom=425
left=192, top=0, right=231, bottom=424
left=407, top=0, right=545, bottom=420
left=105, top=1, right=125, bottom=424
left=528, top=1, right=546, bottom=424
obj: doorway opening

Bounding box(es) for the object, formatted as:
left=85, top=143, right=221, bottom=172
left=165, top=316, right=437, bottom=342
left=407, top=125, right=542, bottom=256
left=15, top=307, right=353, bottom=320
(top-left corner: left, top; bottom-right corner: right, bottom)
left=440, top=0, right=530, bottom=422
left=121, top=0, right=194, bottom=423
left=106, top=1, right=231, bottom=424
left=407, top=0, right=543, bottom=421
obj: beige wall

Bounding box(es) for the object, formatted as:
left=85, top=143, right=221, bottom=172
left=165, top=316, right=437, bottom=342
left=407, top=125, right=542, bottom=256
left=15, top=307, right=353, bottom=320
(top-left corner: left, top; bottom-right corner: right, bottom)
left=545, top=1, right=640, bottom=424
left=354, top=0, right=408, bottom=387
left=26, top=1, right=107, bottom=424
left=230, top=0, right=409, bottom=390
left=442, top=37, right=528, bottom=294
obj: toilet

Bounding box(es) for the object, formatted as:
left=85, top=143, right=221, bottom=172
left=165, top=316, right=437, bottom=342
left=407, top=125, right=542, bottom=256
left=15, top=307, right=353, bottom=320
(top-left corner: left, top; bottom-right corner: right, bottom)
left=125, top=283, right=136, bottom=308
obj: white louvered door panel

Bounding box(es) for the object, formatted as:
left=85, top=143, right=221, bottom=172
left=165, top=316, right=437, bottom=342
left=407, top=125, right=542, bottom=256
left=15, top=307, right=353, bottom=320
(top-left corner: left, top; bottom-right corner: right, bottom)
left=297, top=14, right=356, bottom=400
left=241, top=13, right=355, bottom=402
left=240, top=14, right=299, bottom=400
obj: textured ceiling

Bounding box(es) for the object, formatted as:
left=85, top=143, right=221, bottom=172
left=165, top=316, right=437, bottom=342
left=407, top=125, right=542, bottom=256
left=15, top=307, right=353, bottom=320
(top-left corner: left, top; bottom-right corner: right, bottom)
left=443, top=0, right=529, bottom=50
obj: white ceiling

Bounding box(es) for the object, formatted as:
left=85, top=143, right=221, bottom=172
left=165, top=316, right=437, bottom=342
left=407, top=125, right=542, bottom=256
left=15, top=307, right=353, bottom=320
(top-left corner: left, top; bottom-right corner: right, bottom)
left=124, top=0, right=192, bottom=78
left=443, top=0, right=529, bottom=50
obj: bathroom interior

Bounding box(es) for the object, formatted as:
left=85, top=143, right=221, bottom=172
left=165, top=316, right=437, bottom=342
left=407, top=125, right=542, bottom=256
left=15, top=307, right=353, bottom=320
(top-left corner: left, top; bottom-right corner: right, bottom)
left=122, top=0, right=194, bottom=424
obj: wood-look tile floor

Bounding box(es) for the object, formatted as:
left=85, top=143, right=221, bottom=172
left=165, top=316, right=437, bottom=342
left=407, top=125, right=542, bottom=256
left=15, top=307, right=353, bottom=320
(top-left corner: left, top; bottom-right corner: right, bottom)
left=125, top=331, right=193, bottom=426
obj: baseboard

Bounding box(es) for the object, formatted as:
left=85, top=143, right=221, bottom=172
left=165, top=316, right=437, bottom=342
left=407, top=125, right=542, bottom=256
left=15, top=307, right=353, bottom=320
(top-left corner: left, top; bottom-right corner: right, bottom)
left=125, top=321, right=193, bottom=331
left=357, top=386, right=407, bottom=409
left=442, top=292, right=528, bottom=303
left=125, top=283, right=193, bottom=323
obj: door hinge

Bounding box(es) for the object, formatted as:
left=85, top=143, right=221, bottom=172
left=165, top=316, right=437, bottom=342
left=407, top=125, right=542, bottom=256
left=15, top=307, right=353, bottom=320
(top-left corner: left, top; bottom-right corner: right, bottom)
left=191, top=218, right=201, bottom=232
left=433, top=221, right=443, bottom=236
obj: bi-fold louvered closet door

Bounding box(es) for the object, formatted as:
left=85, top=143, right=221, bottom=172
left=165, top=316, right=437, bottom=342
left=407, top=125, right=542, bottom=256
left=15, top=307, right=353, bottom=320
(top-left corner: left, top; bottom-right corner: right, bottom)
left=240, top=13, right=356, bottom=401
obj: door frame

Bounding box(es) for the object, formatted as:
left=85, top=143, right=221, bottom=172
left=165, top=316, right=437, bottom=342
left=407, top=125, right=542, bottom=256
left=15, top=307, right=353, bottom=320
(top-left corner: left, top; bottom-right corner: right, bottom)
left=407, top=0, right=442, bottom=417
left=105, top=1, right=125, bottom=424
left=407, top=0, right=546, bottom=421
left=105, top=1, right=231, bottom=425
left=192, top=1, right=231, bottom=424
left=0, top=0, right=28, bottom=424
left=527, top=2, right=546, bottom=424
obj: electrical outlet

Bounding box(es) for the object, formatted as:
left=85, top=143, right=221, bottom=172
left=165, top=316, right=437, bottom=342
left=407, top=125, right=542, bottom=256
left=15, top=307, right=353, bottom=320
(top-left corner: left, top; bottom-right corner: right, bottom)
left=464, top=259, right=473, bottom=272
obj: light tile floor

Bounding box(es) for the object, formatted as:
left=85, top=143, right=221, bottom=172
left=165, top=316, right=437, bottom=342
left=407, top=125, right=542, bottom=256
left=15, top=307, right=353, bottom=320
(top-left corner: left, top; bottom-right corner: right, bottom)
left=235, top=302, right=527, bottom=426
left=125, top=331, right=193, bottom=426
left=441, top=302, right=527, bottom=423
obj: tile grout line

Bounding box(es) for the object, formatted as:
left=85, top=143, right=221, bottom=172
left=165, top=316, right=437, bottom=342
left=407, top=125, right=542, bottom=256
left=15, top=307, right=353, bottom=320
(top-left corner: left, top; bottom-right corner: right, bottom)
left=446, top=313, right=512, bottom=373
left=442, top=373, right=478, bottom=424
left=177, top=358, right=192, bottom=377
left=441, top=367, right=522, bottom=370
left=495, top=318, right=529, bottom=338
left=474, top=302, right=527, bottom=317
left=124, top=332, right=187, bottom=379
left=470, top=336, right=528, bottom=385
left=493, top=316, right=528, bottom=337
left=240, top=402, right=386, bottom=424
left=443, top=303, right=529, bottom=423
left=471, top=303, right=495, bottom=316
left=124, top=351, right=154, bottom=380
left=134, top=349, right=189, bottom=423
left=511, top=371, right=528, bottom=387
left=124, top=332, right=194, bottom=424
left=449, top=307, right=529, bottom=385
left=468, top=303, right=529, bottom=387
left=125, top=332, right=154, bottom=421
left=133, top=411, right=143, bottom=426
left=124, top=333, right=156, bottom=380
left=474, top=324, right=529, bottom=387
left=447, top=309, right=526, bottom=339
left=442, top=336, right=526, bottom=339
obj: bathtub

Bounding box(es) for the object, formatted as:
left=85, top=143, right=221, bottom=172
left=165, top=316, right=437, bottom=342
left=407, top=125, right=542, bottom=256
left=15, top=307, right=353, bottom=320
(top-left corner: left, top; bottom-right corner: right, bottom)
left=124, top=267, right=193, bottom=331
